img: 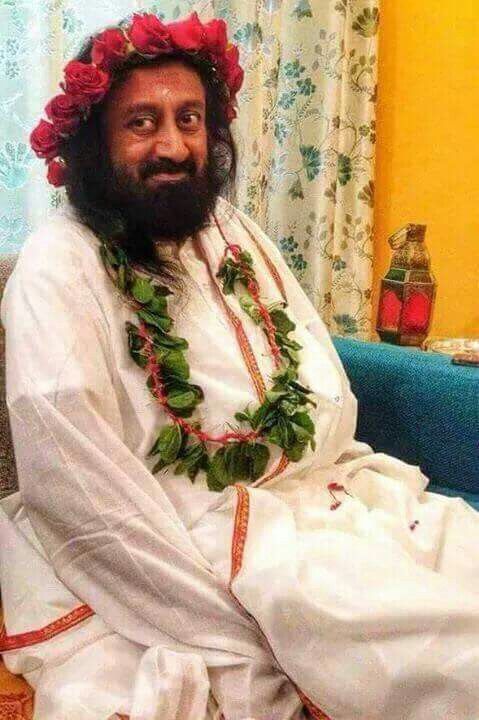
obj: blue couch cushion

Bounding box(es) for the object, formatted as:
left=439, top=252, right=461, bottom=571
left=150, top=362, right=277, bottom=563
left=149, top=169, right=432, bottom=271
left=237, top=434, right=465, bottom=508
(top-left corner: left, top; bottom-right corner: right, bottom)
left=332, top=337, right=479, bottom=500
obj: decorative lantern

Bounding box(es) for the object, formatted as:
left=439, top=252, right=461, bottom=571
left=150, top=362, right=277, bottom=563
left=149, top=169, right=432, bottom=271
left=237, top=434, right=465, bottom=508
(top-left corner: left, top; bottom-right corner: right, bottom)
left=376, top=224, right=437, bottom=346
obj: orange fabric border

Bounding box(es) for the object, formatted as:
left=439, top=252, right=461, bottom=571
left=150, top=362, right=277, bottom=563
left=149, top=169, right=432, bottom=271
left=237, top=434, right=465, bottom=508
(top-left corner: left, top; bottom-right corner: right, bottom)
left=229, top=485, right=333, bottom=720
left=297, top=689, right=332, bottom=720
left=221, top=302, right=267, bottom=403
left=235, top=215, right=288, bottom=303
left=0, top=604, right=94, bottom=653
left=0, top=690, right=33, bottom=720
left=230, top=484, right=250, bottom=582
left=253, top=451, right=290, bottom=488
left=194, top=231, right=267, bottom=403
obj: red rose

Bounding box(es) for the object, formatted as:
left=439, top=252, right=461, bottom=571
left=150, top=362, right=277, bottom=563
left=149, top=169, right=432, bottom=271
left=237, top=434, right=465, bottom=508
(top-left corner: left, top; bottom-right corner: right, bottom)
left=168, top=12, right=205, bottom=52
left=203, top=19, right=228, bottom=56
left=62, top=60, right=110, bottom=104
left=45, top=93, right=82, bottom=135
left=223, top=44, right=239, bottom=69
left=47, top=158, right=67, bottom=187
left=129, top=13, right=171, bottom=55
left=227, top=63, right=244, bottom=94
left=30, top=119, right=60, bottom=160
left=91, top=28, right=128, bottom=70
left=218, top=45, right=244, bottom=95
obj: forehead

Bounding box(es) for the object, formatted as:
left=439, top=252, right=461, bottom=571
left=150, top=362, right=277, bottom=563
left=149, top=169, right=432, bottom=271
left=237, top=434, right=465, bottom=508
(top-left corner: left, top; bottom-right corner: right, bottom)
left=104, top=61, right=206, bottom=118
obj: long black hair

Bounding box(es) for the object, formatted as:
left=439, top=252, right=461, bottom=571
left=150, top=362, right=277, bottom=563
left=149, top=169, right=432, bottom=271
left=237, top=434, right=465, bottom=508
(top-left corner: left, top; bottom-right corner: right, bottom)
left=59, top=30, right=238, bottom=280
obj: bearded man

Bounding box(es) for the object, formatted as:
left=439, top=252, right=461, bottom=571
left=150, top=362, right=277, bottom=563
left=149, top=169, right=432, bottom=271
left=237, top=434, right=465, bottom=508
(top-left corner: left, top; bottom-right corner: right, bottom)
left=1, top=12, right=479, bottom=720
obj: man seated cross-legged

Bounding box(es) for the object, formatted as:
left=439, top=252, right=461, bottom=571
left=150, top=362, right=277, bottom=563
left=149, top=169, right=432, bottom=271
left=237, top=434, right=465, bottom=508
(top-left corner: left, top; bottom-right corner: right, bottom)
left=1, top=11, right=479, bottom=720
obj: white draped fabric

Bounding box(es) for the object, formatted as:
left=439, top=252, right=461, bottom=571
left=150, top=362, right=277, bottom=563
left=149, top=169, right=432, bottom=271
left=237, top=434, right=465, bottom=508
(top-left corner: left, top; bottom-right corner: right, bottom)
left=1, top=198, right=479, bottom=720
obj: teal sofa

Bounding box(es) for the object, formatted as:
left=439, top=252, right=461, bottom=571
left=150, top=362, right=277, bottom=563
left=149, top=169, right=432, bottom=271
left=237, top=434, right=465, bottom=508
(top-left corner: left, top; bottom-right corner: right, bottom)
left=333, top=337, right=479, bottom=510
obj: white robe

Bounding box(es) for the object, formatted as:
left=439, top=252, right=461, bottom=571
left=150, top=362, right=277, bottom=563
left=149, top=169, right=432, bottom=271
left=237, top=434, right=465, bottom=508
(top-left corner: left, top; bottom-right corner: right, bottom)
left=1, top=197, right=479, bottom=720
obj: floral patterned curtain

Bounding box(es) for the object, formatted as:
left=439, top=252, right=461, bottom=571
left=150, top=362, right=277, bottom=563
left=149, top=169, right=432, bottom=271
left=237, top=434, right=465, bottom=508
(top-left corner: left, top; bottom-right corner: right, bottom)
left=0, top=0, right=378, bottom=338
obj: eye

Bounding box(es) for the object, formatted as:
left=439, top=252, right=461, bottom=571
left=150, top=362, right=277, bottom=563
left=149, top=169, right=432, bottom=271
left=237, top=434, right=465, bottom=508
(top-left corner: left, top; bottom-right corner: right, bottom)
left=128, top=116, right=156, bottom=131
left=179, top=112, right=202, bottom=129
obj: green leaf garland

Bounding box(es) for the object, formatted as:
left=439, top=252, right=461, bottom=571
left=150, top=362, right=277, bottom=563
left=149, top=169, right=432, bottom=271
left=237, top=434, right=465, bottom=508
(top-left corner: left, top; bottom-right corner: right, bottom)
left=99, top=238, right=317, bottom=491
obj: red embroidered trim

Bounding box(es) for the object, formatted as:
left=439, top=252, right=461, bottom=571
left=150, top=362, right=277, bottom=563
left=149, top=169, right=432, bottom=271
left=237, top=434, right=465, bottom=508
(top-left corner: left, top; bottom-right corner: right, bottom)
left=253, top=451, right=290, bottom=487
left=235, top=215, right=288, bottom=303
left=297, top=689, right=332, bottom=719
left=0, top=690, right=33, bottom=720
left=221, top=301, right=267, bottom=403
left=195, top=233, right=267, bottom=403
left=230, top=484, right=250, bottom=582
left=228, top=485, right=333, bottom=720
left=0, top=604, right=94, bottom=652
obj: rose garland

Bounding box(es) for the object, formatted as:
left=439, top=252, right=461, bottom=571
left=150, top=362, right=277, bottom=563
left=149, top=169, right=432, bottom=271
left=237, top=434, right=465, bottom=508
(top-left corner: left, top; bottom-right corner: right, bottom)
left=99, top=238, right=317, bottom=492
left=29, top=11, right=244, bottom=187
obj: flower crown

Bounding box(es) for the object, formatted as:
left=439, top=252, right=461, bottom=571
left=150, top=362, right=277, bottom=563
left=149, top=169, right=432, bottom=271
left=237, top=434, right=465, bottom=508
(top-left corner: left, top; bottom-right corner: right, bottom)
left=29, top=12, right=244, bottom=188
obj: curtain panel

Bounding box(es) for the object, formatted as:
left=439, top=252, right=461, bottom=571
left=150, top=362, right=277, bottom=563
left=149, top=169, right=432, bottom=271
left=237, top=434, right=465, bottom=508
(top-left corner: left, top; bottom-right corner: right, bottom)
left=0, top=0, right=378, bottom=338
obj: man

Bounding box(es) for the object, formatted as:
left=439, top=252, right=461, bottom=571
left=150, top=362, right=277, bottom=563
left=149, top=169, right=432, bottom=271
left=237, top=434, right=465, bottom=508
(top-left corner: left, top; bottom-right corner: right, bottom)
left=1, top=12, right=479, bottom=720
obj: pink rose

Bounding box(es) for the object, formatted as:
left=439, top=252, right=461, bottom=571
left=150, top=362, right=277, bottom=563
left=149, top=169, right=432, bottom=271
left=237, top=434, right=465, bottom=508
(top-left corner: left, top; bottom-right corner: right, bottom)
left=47, top=158, right=67, bottom=187
left=129, top=13, right=171, bottom=55
left=62, top=60, right=110, bottom=104
left=45, top=93, right=82, bottom=135
left=91, top=28, right=129, bottom=70
left=30, top=119, right=60, bottom=161
left=203, top=19, right=228, bottom=56
left=168, top=12, right=205, bottom=52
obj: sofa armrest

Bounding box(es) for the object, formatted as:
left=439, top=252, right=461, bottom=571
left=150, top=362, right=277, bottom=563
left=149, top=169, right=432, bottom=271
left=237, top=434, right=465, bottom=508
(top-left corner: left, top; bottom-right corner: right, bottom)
left=332, top=337, right=479, bottom=498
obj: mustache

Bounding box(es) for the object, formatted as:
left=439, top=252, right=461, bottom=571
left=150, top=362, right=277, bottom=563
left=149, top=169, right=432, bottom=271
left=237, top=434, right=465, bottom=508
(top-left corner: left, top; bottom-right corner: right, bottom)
left=140, top=158, right=197, bottom=180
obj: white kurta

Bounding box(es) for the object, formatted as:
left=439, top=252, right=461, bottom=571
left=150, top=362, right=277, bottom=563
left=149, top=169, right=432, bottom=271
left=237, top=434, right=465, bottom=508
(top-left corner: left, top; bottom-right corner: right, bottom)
left=1, top=197, right=479, bottom=720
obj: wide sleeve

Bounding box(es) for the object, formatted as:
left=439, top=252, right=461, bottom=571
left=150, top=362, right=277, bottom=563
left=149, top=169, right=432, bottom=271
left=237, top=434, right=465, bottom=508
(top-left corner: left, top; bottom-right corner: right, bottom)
left=1, top=227, right=288, bottom=717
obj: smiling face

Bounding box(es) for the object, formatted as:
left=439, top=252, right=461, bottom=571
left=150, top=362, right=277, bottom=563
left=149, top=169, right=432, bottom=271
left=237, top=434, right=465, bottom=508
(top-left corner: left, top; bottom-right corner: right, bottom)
left=103, top=60, right=209, bottom=187
left=96, top=58, right=220, bottom=242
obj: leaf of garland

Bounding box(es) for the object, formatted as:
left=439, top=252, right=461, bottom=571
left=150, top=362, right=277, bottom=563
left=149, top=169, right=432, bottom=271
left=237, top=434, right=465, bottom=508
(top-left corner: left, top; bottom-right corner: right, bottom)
left=152, top=457, right=169, bottom=474
left=224, top=442, right=250, bottom=482
left=285, top=441, right=307, bottom=462
left=239, top=294, right=261, bottom=324
left=291, top=411, right=315, bottom=436
left=207, top=448, right=230, bottom=491
left=265, top=389, right=288, bottom=405
left=239, top=250, right=253, bottom=267
left=145, top=294, right=167, bottom=315
left=248, top=442, right=270, bottom=480
left=278, top=335, right=302, bottom=352
left=174, top=442, right=208, bottom=482
left=157, top=349, right=190, bottom=380
left=118, top=264, right=128, bottom=292
left=251, top=401, right=272, bottom=430
left=148, top=423, right=182, bottom=464
left=152, top=330, right=188, bottom=350
left=267, top=416, right=296, bottom=450
left=131, top=277, right=155, bottom=304
left=126, top=322, right=148, bottom=369
left=100, top=244, right=121, bottom=267
left=270, top=308, right=296, bottom=335
left=166, top=387, right=197, bottom=410
left=217, top=263, right=238, bottom=295
left=234, top=409, right=252, bottom=423
left=137, top=308, right=172, bottom=332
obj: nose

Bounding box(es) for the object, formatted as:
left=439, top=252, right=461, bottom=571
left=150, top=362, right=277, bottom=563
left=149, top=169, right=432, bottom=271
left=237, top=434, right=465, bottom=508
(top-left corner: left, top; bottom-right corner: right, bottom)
left=150, top=117, right=190, bottom=164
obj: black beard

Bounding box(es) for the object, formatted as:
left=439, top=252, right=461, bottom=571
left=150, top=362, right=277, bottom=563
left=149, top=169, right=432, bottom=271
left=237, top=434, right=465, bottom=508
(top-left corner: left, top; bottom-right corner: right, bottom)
left=103, top=155, right=219, bottom=241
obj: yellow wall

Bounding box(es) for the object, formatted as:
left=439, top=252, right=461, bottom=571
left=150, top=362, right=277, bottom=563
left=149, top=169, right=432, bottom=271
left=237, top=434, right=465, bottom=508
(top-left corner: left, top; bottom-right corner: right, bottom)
left=373, top=0, right=479, bottom=338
